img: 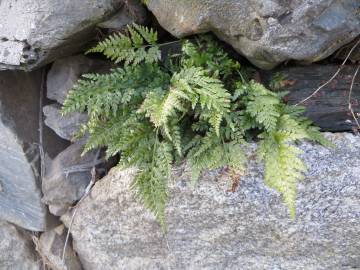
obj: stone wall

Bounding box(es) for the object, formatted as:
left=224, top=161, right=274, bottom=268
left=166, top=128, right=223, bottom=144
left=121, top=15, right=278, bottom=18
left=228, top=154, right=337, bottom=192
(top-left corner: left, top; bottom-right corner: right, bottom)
left=0, top=1, right=359, bottom=270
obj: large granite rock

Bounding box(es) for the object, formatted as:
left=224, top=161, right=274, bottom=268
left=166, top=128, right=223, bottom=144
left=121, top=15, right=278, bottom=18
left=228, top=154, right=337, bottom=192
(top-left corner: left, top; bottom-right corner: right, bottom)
left=63, top=133, right=360, bottom=270
left=0, top=221, right=40, bottom=270
left=147, top=0, right=360, bottom=69
left=0, top=70, right=61, bottom=231
left=0, top=0, right=146, bottom=70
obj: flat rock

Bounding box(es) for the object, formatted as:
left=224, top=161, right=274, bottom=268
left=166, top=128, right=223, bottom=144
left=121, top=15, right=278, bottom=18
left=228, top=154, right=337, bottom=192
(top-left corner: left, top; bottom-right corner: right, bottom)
left=0, top=70, right=59, bottom=231
left=0, top=0, right=145, bottom=70
left=0, top=221, right=40, bottom=270
left=43, top=104, right=88, bottom=141
left=63, top=133, right=360, bottom=270
left=43, top=142, right=100, bottom=216
left=148, top=0, right=360, bottom=69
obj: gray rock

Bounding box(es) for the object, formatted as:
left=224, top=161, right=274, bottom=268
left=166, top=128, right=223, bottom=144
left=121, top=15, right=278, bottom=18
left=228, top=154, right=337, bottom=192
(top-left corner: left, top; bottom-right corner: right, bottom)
left=63, top=133, right=360, bottom=270
left=43, top=104, right=88, bottom=141
left=0, top=70, right=58, bottom=231
left=147, top=0, right=360, bottom=69
left=37, top=225, right=83, bottom=270
left=46, top=55, right=113, bottom=105
left=0, top=0, right=145, bottom=70
left=98, top=0, right=147, bottom=30
left=43, top=143, right=100, bottom=216
left=0, top=221, right=40, bottom=270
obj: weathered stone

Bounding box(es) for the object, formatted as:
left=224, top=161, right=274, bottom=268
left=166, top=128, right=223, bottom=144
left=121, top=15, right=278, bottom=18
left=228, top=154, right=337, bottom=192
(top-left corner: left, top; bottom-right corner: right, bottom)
left=43, top=104, right=88, bottom=141
left=98, top=0, right=147, bottom=30
left=0, top=0, right=145, bottom=70
left=43, top=143, right=100, bottom=216
left=0, top=70, right=57, bottom=231
left=63, top=133, right=360, bottom=270
left=46, top=55, right=113, bottom=105
left=0, top=221, right=40, bottom=270
left=148, top=0, right=360, bottom=69
left=37, top=225, right=83, bottom=270
left=334, top=37, right=360, bottom=62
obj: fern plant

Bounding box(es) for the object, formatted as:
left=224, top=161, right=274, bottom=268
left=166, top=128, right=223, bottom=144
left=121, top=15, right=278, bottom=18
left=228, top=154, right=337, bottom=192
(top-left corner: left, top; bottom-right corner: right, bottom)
left=62, top=24, right=330, bottom=228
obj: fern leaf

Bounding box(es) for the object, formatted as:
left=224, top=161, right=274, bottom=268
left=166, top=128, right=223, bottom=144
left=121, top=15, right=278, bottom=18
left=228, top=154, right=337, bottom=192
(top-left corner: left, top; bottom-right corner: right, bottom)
left=258, top=132, right=306, bottom=218
left=86, top=24, right=160, bottom=65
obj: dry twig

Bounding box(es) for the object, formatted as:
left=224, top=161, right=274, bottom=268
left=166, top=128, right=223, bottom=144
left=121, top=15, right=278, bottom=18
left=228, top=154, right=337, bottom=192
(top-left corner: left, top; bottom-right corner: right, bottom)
left=296, top=38, right=360, bottom=106
left=348, top=65, right=360, bottom=131
left=61, top=150, right=101, bottom=263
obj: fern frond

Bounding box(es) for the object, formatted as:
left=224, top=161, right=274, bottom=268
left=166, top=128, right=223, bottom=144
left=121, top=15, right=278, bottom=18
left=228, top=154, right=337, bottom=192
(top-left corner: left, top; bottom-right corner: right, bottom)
left=131, top=141, right=173, bottom=228
left=245, top=81, right=281, bottom=132
left=258, top=133, right=306, bottom=218
left=87, top=24, right=160, bottom=65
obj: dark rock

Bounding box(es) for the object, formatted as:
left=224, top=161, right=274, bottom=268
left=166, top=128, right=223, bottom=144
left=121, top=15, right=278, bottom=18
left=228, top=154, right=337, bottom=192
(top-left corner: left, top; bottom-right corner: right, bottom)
left=0, top=70, right=59, bottom=231
left=0, top=0, right=146, bottom=70
left=63, top=133, right=360, bottom=270
left=0, top=221, right=40, bottom=270
left=147, top=0, right=360, bottom=69
left=42, top=142, right=101, bottom=216
left=43, top=103, right=88, bottom=141
left=260, top=64, right=360, bottom=131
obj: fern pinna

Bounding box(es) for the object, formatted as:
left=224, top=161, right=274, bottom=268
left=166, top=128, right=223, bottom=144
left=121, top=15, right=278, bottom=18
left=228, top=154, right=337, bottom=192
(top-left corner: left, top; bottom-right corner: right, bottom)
left=62, top=24, right=330, bottom=228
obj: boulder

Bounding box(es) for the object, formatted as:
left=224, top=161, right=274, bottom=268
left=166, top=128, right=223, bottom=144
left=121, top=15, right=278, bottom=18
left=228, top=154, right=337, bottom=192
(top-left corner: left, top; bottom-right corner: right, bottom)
left=0, top=0, right=146, bottom=70
left=0, top=221, right=40, bottom=270
left=43, top=104, right=88, bottom=141
left=147, top=0, right=360, bottom=69
left=63, top=133, right=360, bottom=270
left=43, top=143, right=101, bottom=216
left=0, top=70, right=60, bottom=231
left=37, top=225, right=83, bottom=270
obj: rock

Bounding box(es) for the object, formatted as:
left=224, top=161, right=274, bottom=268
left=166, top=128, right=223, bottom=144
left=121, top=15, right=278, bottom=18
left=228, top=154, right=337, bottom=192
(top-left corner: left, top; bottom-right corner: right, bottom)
left=260, top=64, right=360, bottom=131
left=43, top=143, right=101, bottom=216
left=0, top=70, right=59, bottom=231
left=0, top=221, right=40, bottom=270
left=334, top=37, right=360, bottom=62
left=98, top=0, right=147, bottom=30
left=63, top=133, right=360, bottom=270
left=46, top=55, right=112, bottom=105
left=37, top=225, right=83, bottom=270
left=147, top=0, right=360, bottom=69
left=0, top=0, right=145, bottom=70
left=43, top=104, right=88, bottom=141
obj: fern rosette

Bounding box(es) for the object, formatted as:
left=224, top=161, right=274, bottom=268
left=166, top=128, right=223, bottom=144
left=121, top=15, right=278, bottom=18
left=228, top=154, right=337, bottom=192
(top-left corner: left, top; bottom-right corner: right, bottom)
left=62, top=24, right=330, bottom=228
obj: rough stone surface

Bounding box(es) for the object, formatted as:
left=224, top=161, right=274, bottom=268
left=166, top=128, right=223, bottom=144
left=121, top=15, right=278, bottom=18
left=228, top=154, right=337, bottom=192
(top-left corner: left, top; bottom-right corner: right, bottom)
left=43, top=142, right=100, bottom=216
left=0, top=221, right=40, bottom=270
left=98, top=0, right=147, bottom=30
left=63, top=133, right=360, bottom=270
left=0, top=0, right=145, bottom=70
left=0, top=70, right=57, bottom=231
left=43, top=104, right=88, bottom=141
left=148, top=0, right=360, bottom=69
left=46, top=55, right=112, bottom=105
left=38, top=225, right=83, bottom=270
